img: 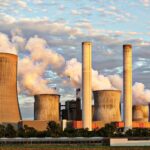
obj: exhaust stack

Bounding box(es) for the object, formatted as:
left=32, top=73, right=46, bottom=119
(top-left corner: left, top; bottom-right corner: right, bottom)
left=82, top=42, right=92, bottom=131
left=123, top=44, right=132, bottom=131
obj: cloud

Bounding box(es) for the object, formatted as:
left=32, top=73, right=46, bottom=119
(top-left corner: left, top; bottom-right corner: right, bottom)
left=97, top=5, right=134, bottom=22
left=0, top=32, right=16, bottom=54
left=140, top=0, right=150, bottom=6
left=18, top=35, right=65, bottom=95
left=16, top=0, right=28, bottom=8
left=71, top=10, right=81, bottom=15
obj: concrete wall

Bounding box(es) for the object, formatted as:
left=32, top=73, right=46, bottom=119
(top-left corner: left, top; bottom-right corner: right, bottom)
left=34, top=94, right=60, bottom=123
left=18, top=120, right=48, bottom=131
left=0, top=53, right=21, bottom=123
left=110, top=138, right=150, bottom=146
left=93, top=90, right=121, bottom=123
left=133, top=105, right=148, bottom=122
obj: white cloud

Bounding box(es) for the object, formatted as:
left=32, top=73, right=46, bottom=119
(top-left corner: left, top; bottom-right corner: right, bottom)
left=16, top=0, right=28, bottom=8
left=140, top=0, right=150, bottom=6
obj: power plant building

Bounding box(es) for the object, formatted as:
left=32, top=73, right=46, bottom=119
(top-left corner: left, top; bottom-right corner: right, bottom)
left=93, top=90, right=121, bottom=123
left=0, top=53, right=21, bottom=123
left=123, top=44, right=133, bottom=131
left=34, top=94, right=60, bottom=123
left=133, top=105, right=149, bottom=122
left=82, top=42, right=92, bottom=131
left=61, top=100, right=82, bottom=120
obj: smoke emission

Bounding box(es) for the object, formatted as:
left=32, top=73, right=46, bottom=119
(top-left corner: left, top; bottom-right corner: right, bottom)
left=0, top=31, right=150, bottom=105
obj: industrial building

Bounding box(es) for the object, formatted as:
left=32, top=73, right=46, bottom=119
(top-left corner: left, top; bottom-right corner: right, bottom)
left=34, top=94, right=60, bottom=123
left=0, top=53, right=21, bottom=123
left=1, top=42, right=150, bottom=132
left=93, top=90, right=121, bottom=123
left=133, top=105, right=149, bottom=122
left=61, top=99, right=82, bottom=120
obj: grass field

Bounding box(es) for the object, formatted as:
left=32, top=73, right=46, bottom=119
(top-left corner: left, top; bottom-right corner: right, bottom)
left=1, top=145, right=150, bottom=150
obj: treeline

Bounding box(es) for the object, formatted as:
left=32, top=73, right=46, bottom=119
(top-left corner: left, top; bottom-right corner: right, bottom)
left=0, top=121, right=150, bottom=137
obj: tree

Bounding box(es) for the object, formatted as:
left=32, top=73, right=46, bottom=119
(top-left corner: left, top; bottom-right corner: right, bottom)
left=17, top=127, right=25, bottom=137
left=97, top=123, right=117, bottom=137
left=0, top=124, right=5, bottom=137
left=47, top=121, right=62, bottom=137
left=5, top=124, right=16, bottom=137
left=24, top=125, right=37, bottom=137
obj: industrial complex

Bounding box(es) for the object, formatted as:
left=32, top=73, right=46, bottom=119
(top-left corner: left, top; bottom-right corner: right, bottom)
left=0, top=43, right=150, bottom=131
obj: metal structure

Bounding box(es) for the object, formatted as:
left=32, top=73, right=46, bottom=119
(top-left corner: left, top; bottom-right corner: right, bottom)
left=82, top=42, right=92, bottom=131
left=0, top=137, right=105, bottom=145
left=123, top=44, right=132, bottom=131
left=133, top=105, right=149, bottom=122
left=0, top=53, right=21, bottom=123
left=34, top=94, right=60, bottom=123
left=61, top=100, right=82, bottom=121
left=93, top=90, right=121, bottom=123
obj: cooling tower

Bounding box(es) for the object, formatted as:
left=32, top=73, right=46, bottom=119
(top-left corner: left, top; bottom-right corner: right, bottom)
left=34, top=94, right=60, bottom=123
left=123, top=44, right=132, bottom=131
left=82, top=42, right=92, bottom=131
left=0, top=53, right=21, bottom=123
left=133, top=105, right=148, bottom=122
left=93, top=90, right=121, bottom=123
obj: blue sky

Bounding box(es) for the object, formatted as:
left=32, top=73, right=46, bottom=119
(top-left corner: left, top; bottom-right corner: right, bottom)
left=0, top=0, right=150, bottom=119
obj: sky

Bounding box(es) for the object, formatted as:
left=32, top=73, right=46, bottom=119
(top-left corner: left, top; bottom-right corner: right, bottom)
left=0, top=0, right=150, bottom=119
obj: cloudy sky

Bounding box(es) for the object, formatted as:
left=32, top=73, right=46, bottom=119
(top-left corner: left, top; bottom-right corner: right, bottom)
left=0, top=0, right=150, bottom=119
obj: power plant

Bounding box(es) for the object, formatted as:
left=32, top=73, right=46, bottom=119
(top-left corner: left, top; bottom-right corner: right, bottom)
left=133, top=105, right=149, bottom=122
left=0, top=53, right=21, bottom=123
left=34, top=94, right=60, bottom=123
left=82, top=42, right=92, bottom=131
left=93, top=90, right=121, bottom=123
left=1, top=42, right=150, bottom=132
left=123, top=44, right=132, bottom=131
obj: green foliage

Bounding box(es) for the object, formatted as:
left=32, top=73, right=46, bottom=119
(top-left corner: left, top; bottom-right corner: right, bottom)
left=5, top=124, right=16, bottom=137
left=97, top=123, right=117, bottom=137
left=17, top=127, right=25, bottom=137
left=24, top=125, right=37, bottom=137
left=46, top=121, right=62, bottom=137
left=1, top=122, right=150, bottom=138
left=0, top=124, right=5, bottom=137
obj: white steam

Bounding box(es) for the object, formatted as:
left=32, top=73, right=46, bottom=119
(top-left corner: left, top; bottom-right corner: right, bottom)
left=63, top=58, right=118, bottom=90
left=0, top=31, right=150, bottom=105
left=133, top=82, right=150, bottom=105
left=18, top=36, right=65, bottom=95
left=0, top=32, right=16, bottom=54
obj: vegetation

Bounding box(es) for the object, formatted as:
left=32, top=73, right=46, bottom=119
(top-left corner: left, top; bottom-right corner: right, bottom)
left=0, top=122, right=150, bottom=138
left=0, top=145, right=150, bottom=150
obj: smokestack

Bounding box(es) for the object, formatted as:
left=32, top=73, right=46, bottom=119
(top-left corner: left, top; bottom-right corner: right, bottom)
left=82, top=42, right=92, bottom=131
left=148, top=103, right=150, bottom=122
left=76, top=88, right=81, bottom=99
left=123, top=44, right=132, bottom=131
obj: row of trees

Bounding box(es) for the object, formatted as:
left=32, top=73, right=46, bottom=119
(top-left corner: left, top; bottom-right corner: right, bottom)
left=0, top=121, right=150, bottom=137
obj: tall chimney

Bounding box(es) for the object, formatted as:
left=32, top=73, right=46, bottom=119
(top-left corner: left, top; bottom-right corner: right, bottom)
left=123, top=44, right=132, bottom=131
left=148, top=103, right=150, bottom=122
left=82, top=42, right=92, bottom=131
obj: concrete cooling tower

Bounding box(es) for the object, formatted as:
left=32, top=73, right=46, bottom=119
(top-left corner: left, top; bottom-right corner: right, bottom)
left=0, top=53, right=21, bottom=123
left=133, top=105, right=148, bottom=122
left=34, top=94, right=60, bottom=123
left=93, top=90, right=121, bottom=123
